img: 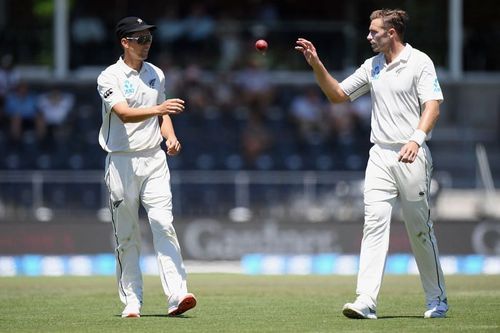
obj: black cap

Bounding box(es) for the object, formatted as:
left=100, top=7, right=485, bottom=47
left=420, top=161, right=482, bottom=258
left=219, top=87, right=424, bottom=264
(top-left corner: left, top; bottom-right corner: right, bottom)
left=115, top=16, right=156, bottom=40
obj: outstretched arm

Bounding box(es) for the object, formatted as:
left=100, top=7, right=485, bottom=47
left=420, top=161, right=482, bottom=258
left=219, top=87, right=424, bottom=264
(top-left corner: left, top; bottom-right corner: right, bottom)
left=112, top=98, right=185, bottom=123
left=295, top=38, right=349, bottom=104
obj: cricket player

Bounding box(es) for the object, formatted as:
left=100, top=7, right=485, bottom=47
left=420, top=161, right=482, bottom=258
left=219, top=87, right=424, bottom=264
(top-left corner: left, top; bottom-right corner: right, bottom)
left=97, top=16, right=196, bottom=318
left=296, top=9, right=448, bottom=319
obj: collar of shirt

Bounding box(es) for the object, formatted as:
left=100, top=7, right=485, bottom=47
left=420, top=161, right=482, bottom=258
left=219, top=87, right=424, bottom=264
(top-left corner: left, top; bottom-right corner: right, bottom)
left=117, top=56, right=151, bottom=76
left=385, top=43, right=412, bottom=70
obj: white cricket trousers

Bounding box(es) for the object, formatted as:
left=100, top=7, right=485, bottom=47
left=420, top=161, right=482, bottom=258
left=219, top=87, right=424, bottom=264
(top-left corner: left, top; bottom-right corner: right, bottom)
left=356, top=143, right=447, bottom=309
left=104, top=147, right=188, bottom=310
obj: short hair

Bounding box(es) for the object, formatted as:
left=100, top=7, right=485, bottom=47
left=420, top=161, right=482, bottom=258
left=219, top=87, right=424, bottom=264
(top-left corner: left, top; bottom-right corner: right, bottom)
left=370, top=9, right=409, bottom=41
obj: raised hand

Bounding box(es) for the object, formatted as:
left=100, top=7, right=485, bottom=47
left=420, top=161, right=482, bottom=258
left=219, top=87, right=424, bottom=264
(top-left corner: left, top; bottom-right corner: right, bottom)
left=295, top=38, right=321, bottom=67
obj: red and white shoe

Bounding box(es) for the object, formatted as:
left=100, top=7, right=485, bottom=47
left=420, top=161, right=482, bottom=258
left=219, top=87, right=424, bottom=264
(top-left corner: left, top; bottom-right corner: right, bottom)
left=168, top=293, right=197, bottom=316
left=121, top=304, right=141, bottom=318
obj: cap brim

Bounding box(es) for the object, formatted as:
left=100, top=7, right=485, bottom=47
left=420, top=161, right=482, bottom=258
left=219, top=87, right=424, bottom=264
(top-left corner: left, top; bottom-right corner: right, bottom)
left=126, top=24, right=156, bottom=34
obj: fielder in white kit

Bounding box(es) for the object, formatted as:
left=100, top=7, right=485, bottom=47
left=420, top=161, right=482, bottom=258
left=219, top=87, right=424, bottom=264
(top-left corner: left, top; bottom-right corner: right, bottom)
left=97, top=16, right=196, bottom=318
left=296, top=9, right=448, bottom=319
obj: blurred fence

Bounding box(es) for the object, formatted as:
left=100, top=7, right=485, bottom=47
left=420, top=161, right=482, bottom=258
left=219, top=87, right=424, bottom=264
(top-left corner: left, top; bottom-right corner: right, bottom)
left=0, top=169, right=368, bottom=223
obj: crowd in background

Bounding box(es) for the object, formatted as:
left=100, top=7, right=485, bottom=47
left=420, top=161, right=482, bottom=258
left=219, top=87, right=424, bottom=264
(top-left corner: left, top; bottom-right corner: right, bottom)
left=0, top=50, right=371, bottom=171
left=0, top=48, right=373, bottom=221
left=0, top=1, right=381, bottom=171
left=1, top=0, right=497, bottom=174
left=67, top=2, right=352, bottom=72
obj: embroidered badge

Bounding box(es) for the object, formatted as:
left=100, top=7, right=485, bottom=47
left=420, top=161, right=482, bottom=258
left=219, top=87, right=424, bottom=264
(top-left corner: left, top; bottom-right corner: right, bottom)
left=124, top=80, right=134, bottom=95
left=149, top=78, right=156, bottom=88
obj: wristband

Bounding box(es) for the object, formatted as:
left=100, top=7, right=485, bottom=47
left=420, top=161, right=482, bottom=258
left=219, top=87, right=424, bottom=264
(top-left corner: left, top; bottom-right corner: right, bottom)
left=409, top=129, right=427, bottom=146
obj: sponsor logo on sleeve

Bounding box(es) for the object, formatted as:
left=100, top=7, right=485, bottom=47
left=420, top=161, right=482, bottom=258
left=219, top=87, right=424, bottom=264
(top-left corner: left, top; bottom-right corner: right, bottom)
left=103, top=88, right=113, bottom=99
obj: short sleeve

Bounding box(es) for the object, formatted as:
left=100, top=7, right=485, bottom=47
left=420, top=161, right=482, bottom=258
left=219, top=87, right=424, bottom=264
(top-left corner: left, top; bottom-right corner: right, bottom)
left=97, top=70, right=126, bottom=113
left=339, top=63, right=371, bottom=101
left=417, top=56, right=444, bottom=105
left=157, top=71, right=166, bottom=104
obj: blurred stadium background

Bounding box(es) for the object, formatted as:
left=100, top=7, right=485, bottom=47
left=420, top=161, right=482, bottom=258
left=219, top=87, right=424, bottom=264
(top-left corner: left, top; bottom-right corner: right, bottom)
left=0, top=0, right=499, bottom=276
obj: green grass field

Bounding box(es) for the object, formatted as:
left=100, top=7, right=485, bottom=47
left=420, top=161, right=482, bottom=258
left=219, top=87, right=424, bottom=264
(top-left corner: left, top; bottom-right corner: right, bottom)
left=1, top=274, right=499, bottom=332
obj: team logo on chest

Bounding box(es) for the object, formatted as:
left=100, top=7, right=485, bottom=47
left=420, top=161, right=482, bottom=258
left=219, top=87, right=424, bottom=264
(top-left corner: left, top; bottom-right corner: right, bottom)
left=148, top=78, right=156, bottom=88
left=372, top=65, right=381, bottom=80
left=123, top=79, right=135, bottom=96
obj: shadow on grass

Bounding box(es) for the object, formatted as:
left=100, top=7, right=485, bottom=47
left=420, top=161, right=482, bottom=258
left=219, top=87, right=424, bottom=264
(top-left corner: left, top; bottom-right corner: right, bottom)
left=377, top=315, right=427, bottom=319
left=114, top=314, right=195, bottom=318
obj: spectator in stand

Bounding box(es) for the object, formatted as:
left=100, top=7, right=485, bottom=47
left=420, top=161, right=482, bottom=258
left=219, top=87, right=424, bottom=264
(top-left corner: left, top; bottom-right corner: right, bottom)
left=215, top=14, right=243, bottom=71
left=156, top=5, right=185, bottom=45
left=4, top=81, right=44, bottom=147
left=241, top=110, right=273, bottom=168
left=180, top=64, right=214, bottom=118
left=235, top=54, right=275, bottom=114
left=155, top=52, right=183, bottom=98
left=350, top=94, right=372, bottom=154
left=182, top=3, right=215, bottom=46
left=289, top=86, right=328, bottom=144
left=37, top=85, right=75, bottom=148
left=0, top=54, right=20, bottom=130
left=324, top=102, right=362, bottom=169
left=212, top=71, right=237, bottom=114
left=253, top=2, right=280, bottom=27
left=71, top=14, right=107, bottom=66
left=157, top=3, right=215, bottom=67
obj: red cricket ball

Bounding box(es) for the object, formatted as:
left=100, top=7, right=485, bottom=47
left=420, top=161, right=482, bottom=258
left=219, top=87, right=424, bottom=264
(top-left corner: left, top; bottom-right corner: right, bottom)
left=255, top=39, right=268, bottom=52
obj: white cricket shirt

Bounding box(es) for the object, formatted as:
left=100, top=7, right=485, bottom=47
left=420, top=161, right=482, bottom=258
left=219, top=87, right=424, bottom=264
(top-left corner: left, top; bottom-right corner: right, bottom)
left=339, top=44, right=443, bottom=145
left=97, top=57, right=166, bottom=153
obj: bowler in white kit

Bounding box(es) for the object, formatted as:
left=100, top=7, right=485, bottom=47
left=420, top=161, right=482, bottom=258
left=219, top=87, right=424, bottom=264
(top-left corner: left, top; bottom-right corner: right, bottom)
left=97, top=16, right=196, bottom=318
left=296, top=9, right=448, bottom=319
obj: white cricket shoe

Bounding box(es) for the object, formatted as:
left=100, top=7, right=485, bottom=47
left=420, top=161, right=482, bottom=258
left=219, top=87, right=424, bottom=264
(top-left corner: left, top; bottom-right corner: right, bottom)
left=424, top=299, right=448, bottom=318
left=121, top=304, right=141, bottom=318
left=342, top=300, right=377, bottom=319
